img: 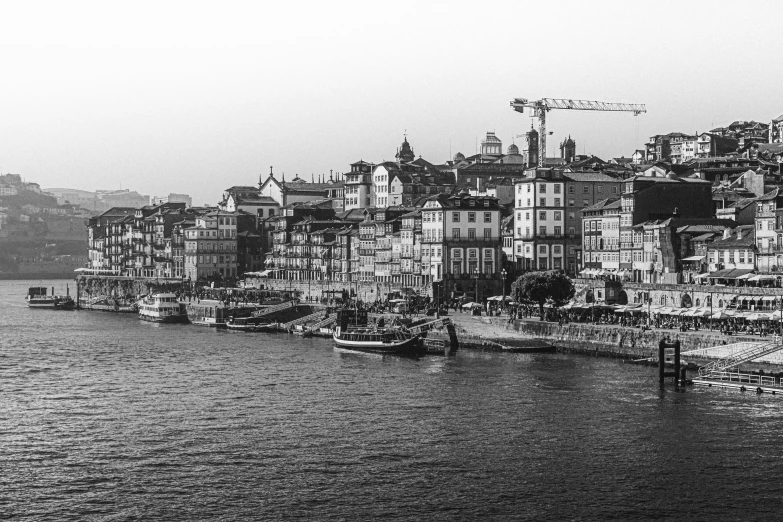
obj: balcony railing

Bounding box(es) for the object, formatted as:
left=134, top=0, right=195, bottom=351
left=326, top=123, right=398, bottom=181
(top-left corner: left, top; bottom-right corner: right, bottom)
left=444, top=236, right=502, bottom=244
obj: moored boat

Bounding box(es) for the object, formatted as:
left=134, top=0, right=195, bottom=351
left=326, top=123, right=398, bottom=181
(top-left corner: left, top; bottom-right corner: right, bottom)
left=138, top=293, right=188, bottom=323
left=332, top=309, right=422, bottom=355
left=225, top=315, right=277, bottom=332
left=25, top=286, right=75, bottom=310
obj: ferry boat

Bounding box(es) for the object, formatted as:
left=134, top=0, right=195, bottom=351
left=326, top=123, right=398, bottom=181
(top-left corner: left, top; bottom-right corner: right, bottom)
left=138, top=293, right=188, bottom=323
left=25, top=286, right=75, bottom=310
left=333, top=309, right=422, bottom=354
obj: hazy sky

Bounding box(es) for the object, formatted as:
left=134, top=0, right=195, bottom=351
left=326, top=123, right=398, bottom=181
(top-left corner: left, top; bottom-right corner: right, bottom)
left=2, top=0, right=781, bottom=205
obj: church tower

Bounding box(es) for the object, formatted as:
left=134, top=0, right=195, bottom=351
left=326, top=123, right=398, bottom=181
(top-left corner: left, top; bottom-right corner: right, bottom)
left=395, top=136, right=415, bottom=163
left=560, top=136, right=576, bottom=163
left=522, top=125, right=539, bottom=168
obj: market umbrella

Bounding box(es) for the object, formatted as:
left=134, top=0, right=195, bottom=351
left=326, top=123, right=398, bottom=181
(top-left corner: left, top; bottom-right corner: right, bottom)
left=746, top=313, right=772, bottom=322
left=710, top=311, right=729, bottom=320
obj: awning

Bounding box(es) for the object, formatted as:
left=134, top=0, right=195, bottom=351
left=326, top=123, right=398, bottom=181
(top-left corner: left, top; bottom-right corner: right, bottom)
left=749, top=274, right=778, bottom=281
left=693, top=273, right=710, bottom=280
left=762, top=296, right=777, bottom=301
left=735, top=273, right=755, bottom=280
left=682, top=255, right=705, bottom=262
left=708, top=268, right=754, bottom=279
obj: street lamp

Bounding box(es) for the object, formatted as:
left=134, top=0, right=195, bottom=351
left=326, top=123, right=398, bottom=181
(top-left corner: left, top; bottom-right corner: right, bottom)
left=501, top=268, right=507, bottom=312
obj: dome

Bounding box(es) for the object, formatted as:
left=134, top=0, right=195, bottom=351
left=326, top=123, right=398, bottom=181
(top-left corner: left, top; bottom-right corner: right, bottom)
left=507, top=143, right=520, bottom=155
left=453, top=152, right=465, bottom=161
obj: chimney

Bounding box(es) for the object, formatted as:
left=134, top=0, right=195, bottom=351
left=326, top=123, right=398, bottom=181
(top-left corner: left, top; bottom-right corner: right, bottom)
left=723, top=228, right=731, bottom=240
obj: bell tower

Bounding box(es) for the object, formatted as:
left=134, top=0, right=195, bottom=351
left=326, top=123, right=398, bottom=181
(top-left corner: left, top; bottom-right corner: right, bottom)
left=522, top=125, right=539, bottom=168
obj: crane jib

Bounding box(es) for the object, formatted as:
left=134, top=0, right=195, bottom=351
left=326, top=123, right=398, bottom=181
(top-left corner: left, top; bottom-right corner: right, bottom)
left=510, top=96, right=646, bottom=166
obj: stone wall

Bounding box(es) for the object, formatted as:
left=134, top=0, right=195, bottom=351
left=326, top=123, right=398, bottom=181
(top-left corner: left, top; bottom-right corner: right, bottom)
left=77, top=276, right=190, bottom=300
left=502, top=318, right=756, bottom=359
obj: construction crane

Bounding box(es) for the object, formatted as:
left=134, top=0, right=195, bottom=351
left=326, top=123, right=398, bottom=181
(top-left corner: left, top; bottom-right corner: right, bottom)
left=510, top=98, right=647, bottom=166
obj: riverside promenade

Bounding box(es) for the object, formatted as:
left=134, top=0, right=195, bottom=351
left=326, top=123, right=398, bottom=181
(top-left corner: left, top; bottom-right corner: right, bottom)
left=448, top=312, right=783, bottom=371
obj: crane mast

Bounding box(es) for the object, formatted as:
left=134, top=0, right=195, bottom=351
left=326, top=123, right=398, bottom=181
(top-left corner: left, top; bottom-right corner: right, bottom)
left=510, top=98, right=647, bottom=166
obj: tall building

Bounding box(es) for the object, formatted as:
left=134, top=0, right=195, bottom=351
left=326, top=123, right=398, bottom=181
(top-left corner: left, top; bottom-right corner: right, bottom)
left=421, top=193, right=502, bottom=300
left=344, top=160, right=374, bottom=210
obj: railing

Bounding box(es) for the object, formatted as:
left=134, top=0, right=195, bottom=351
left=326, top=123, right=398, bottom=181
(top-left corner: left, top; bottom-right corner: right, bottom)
left=700, top=370, right=776, bottom=386
left=698, top=339, right=783, bottom=376
left=444, top=237, right=502, bottom=244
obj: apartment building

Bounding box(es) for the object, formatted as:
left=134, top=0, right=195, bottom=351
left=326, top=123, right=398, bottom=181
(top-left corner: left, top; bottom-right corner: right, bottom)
left=421, top=193, right=502, bottom=301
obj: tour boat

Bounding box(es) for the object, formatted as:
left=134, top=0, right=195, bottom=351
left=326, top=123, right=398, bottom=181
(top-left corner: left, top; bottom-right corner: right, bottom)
left=138, top=293, right=189, bottom=323
left=26, top=286, right=75, bottom=310
left=332, top=309, right=422, bottom=354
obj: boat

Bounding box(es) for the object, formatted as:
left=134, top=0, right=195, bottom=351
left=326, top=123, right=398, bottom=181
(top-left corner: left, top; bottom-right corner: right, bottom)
left=138, top=293, right=189, bottom=323
left=187, top=300, right=263, bottom=328
left=25, top=286, right=75, bottom=310
left=225, top=315, right=277, bottom=332
left=332, top=309, right=422, bottom=355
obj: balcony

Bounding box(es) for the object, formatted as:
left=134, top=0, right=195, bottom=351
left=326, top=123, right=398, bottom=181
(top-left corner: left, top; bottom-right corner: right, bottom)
left=445, top=236, right=502, bottom=244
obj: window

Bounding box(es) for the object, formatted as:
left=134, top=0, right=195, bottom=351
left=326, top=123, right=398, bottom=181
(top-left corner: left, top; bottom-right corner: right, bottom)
left=597, top=186, right=603, bottom=193
left=569, top=186, right=575, bottom=194
left=568, top=199, right=574, bottom=206
left=484, top=212, right=491, bottom=222
left=554, top=211, right=562, bottom=221
left=611, top=186, right=618, bottom=194
left=452, top=212, right=460, bottom=222
left=568, top=227, right=575, bottom=236
left=554, top=198, right=561, bottom=206
left=468, top=212, right=476, bottom=222
left=539, top=211, right=546, bottom=220
left=554, top=184, right=561, bottom=194
left=539, top=245, right=546, bottom=253
left=468, top=228, right=476, bottom=240
left=583, top=200, right=589, bottom=206
left=554, top=226, right=561, bottom=236
left=539, top=226, right=546, bottom=236
left=540, top=184, right=547, bottom=193
left=526, top=227, right=530, bottom=237
left=540, top=198, right=546, bottom=207
left=583, top=186, right=589, bottom=193
left=527, top=185, right=531, bottom=193
left=526, top=212, right=530, bottom=220
left=484, top=228, right=491, bottom=239
left=452, top=229, right=460, bottom=240
left=569, top=212, right=575, bottom=221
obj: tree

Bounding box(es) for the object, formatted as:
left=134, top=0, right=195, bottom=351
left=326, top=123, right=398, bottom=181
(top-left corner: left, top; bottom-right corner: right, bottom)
left=511, top=270, right=575, bottom=319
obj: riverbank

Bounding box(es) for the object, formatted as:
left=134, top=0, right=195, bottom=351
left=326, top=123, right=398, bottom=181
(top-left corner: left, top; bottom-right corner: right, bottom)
left=448, top=313, right=783, bottom=371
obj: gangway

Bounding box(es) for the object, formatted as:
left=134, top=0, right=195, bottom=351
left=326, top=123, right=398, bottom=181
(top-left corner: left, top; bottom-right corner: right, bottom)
left=698, top=338, right=783, bottom=377
left=282, top=310, right=329, bottom=330
left=407, top=317, right=452, bottom=336
left=303, top=313, right=337, bottom=335
left=252, top=300, right=296, bottom=317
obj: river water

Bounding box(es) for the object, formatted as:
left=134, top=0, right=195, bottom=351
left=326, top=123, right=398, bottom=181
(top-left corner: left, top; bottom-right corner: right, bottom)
left=3, top=279, right=783, bottom=520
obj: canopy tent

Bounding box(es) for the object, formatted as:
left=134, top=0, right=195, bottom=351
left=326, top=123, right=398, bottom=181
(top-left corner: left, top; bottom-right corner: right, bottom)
left=710, top=311, right=730, bottom=320
left=461, top=302, right=483, bottom=309
left=682, top=255, right=705, bottom=262
left=486, top=295, right=513, bottom=302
